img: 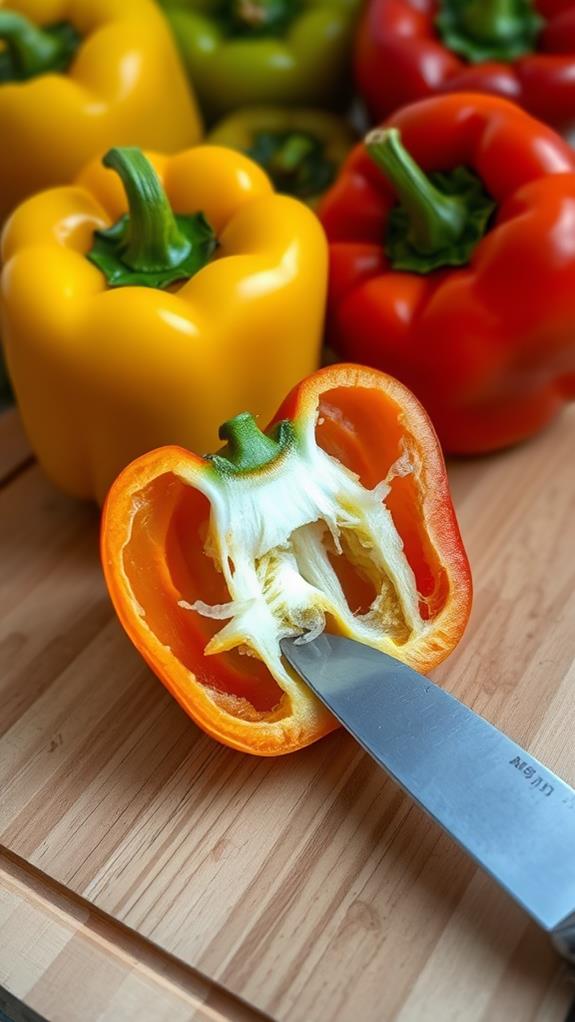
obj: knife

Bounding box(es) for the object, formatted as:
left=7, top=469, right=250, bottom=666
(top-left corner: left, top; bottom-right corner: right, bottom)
left=280, top=634, right=575, bottom=963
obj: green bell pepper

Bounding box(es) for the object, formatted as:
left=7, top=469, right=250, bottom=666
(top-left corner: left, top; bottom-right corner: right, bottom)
left=159, top=0, right=362, bottom=121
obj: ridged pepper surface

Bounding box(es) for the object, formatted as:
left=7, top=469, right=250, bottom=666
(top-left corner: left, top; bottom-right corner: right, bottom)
left=320, top=94, right=575, bottom=453
left=1, top=145, right=326, bottom=501
left=0, top=0, right=201, bottom=222
left=356, top=0, right=575, bottom=135
left=160, top=0, right=361, bottom=119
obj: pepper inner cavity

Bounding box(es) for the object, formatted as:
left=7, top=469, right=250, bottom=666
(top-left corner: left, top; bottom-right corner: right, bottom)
left=181, top=437, right=427, bottom=681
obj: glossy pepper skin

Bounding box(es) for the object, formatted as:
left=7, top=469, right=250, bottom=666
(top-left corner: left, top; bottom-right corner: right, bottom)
left=319, top=94, right=575, bottom=454
left=159, top=0, right=361, bottom=121
left=0, top=0, right=202, bottom=223
left=207, top=106, right=356, bottom=206
left=1, top=145, right=326, bottom=503
left=101, top=364, right=472, bottom=756
left=356, top=0, right=575, bottom=135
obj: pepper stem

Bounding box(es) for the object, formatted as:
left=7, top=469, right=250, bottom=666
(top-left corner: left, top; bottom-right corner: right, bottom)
left=461, top=0, right=527, bottom=44
left=228, top=0, right=294, bottom=34
left=235, top=0, right=268, bottom=26
left=366, top=129, right=466, bottom=256
left=207, top=413, right=295, bottom=475
left=435, top=0, right=543, bottom=62
left=0, top=10, right=71, bottom=78
left=102, top=148, right=192, bottom=273
left=271, top=134, right=316, bottom=175
left=219, top=414, right=282, bottom=469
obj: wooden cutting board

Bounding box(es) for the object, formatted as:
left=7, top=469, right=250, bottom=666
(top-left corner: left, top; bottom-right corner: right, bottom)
left=1, top=405, right=574, bottom=1022
left=0, top=847, right=271, bottom=1022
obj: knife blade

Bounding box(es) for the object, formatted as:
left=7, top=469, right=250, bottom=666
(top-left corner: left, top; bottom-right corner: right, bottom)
left=280, top=634, right=575, bottom=962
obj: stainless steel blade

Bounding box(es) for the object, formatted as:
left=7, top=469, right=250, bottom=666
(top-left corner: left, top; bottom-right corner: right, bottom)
left=280, top=634, right=575, bottom=962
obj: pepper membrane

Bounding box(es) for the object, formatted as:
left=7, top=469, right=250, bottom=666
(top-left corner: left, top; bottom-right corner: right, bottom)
left=102, top=365, right=472, bottom=756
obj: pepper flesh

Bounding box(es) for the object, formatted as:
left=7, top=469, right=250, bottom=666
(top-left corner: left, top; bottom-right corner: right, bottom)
left=101, top=364, right=472, bottom=756
left=159, top=0, right=361, bottom=120
left=1, top=145, right=326, bottom=502
left=207, top=106, right=356, bottom=205
left=0, top=0, right=202, bottom=223
left=319, top=94, right=575, bottom=454
left=355, top=0, right=575, bottom=135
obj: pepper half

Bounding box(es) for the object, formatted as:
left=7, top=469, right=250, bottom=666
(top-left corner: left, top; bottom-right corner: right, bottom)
left=101, top=364, right=472, bottom=756
left=207, top=106, right=356, bottom=206
left=159, top=0, right=362, bottom=120
left=1, top=144, right=326, bottom=502
left=320, top=93, right=575, bottom=453
left=0, top=0, right=201, bottom=224
left=355, top=0, right=575, bottom=135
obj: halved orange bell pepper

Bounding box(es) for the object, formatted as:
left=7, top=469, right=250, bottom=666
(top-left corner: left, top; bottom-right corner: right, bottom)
left=102, top=364, right=472, bottom=756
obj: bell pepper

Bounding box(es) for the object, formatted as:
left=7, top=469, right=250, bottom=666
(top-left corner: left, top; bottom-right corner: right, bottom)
left=159, top=0, right=362, bottom=121
left=209, top=107, right=355, bottom=205
left=319, top=94, right=575, bottom=454
left=207, top=107, right=356, bottom=206
left=0, top=0, right=202, bottom=224
left=356, top=0, right=575, bottom=134
left=101, top=363, right=472, bottom=756
left=1, top=144, right=326, bottom=503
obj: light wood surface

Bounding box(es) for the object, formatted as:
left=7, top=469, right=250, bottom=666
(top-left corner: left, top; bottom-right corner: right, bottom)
left=0, top=849, right=271, bottom=1022
left=1, top=407, right=575, bottom=1022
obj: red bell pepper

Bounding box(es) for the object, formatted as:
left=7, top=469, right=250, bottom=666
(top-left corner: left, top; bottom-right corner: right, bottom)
left=102, top=364, right=471, bottom=755
left=319, top=93, right=575, bottom=454
left=356, top=0, right=575, bottom=134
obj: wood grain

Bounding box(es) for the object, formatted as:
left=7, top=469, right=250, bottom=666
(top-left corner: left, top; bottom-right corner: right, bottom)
left=0, top=849, right=271, bottom=1022
left=1, top=408, right=575, bottom=1022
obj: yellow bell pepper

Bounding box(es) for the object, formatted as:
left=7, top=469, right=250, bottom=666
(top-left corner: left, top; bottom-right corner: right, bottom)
left=0, top=145, right=327, bottom=503
left=207, top=106, right=356, bottom=207
left=0, top=0, right=202, bottom=223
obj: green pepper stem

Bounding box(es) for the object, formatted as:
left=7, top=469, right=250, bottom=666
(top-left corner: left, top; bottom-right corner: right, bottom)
left=0, top=10, right=66, bottom=77
left=365, top=128, right=467, bottom=256
left=102, top=148, right=191, bottom=273
left=229, top=0, right=293, bottom=33
left=461, top=0, right=527, bottom=44
left=218, top=413, right=282, bottom=470
left=271, top=134, right=316, bottom=175
left=234, top=0, right=273, bottom=26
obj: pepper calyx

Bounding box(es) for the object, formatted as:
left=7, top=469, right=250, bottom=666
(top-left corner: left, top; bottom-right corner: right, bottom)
left=206, top=414, right=296, bottom=476
left=247, top=130, right=336, bottom=199
left=436, top=0, right=544, bottom=64
left=226, top=0, right=298, bottom=37
left=87, top=148, right=217, bottom=290
left=0, top=11, right=79, bottom=82
left=366, top=128, right=496, bottom=274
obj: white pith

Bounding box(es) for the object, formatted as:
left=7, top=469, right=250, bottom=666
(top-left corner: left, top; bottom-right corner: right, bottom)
left=179, top=416, right=429, bottom=703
